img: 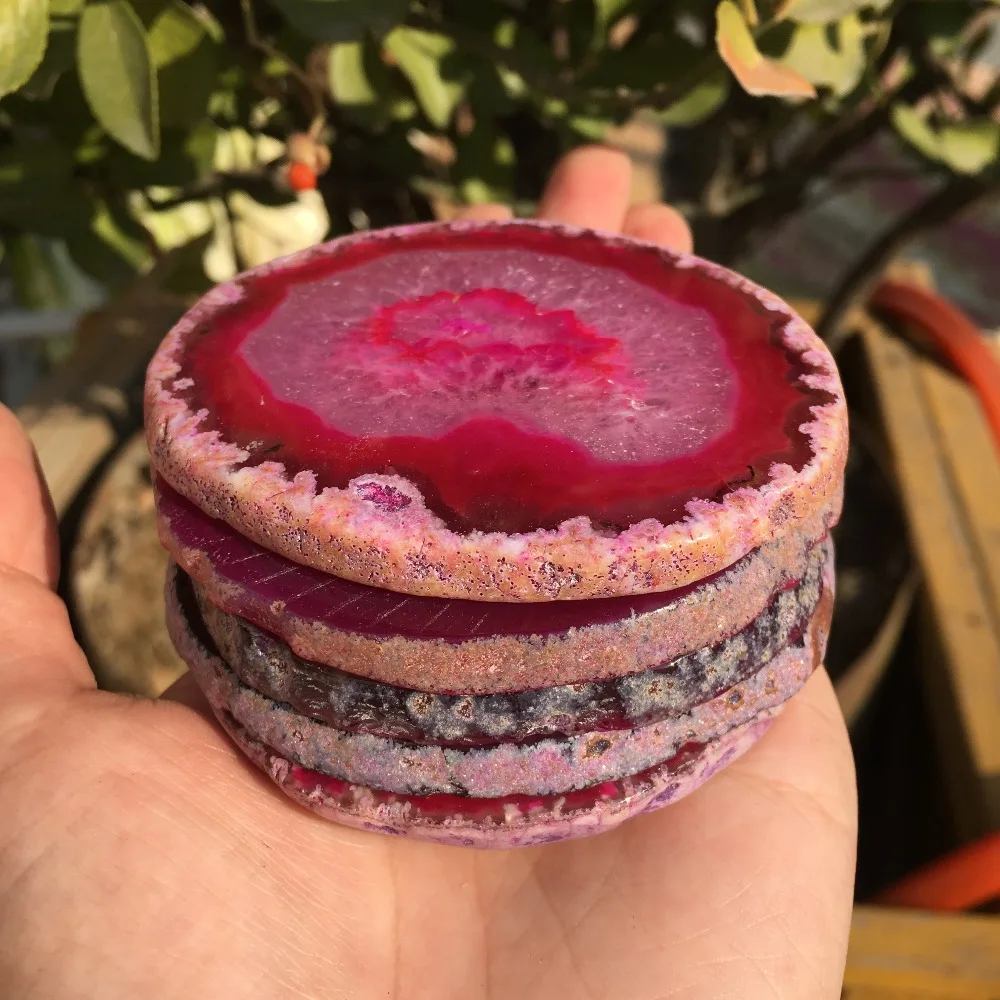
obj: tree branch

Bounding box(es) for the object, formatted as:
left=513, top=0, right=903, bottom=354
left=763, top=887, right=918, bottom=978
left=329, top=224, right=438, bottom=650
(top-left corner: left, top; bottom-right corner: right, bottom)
left=403, top=9, right=781, bottom=118
left=240, top=0, right=326, bottom=128
left=701, top=63, right=945, bottom=264
left=816, top=175, right=997, bottom=351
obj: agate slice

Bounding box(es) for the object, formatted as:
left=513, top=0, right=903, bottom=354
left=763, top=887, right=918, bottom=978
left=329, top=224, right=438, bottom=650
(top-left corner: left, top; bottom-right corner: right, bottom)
left=146, top=221, right=846, bottom=602
left=146, top=219, right=848, bottom=847
left=192, top=544, right=830, bottom=745
left=157, top=476, right=828, bottom=694
left=166, top=562, right=828, bottom=846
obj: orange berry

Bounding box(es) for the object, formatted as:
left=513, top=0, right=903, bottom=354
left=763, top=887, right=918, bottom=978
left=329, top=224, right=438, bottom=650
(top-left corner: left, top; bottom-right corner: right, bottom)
left=287, top=161, right=317, bottom=191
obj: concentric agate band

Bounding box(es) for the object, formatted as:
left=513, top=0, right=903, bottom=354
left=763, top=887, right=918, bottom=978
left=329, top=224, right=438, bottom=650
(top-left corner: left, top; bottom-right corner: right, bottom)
left=148, top=220, right=848, bottom=847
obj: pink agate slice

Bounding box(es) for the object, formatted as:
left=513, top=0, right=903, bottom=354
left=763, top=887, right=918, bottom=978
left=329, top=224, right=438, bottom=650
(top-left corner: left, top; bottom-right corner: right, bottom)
left=178, top=225, right=827, bottom=534
left=156, top=477, right=723, bottom=642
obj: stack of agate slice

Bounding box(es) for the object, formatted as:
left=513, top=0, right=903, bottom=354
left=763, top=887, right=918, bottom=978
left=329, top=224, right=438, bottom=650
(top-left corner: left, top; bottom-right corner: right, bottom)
left=146, top=221, right=847, bottom=848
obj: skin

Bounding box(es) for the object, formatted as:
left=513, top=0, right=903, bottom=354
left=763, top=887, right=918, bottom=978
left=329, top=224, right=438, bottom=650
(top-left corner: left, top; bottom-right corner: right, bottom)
left=0, top=146, right=856, bottom=1000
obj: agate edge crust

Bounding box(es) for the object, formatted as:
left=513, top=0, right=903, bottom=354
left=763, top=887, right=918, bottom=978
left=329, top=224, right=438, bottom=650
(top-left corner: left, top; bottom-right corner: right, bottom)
left=145, top=220, right=848, bottom=602
left=165, top=574, right=821, bottom=846
left=221, top=708, right=777, bottom=848
left=158, top=473, right=832, bottom=693
left=188, top=543, right=831, bottom=743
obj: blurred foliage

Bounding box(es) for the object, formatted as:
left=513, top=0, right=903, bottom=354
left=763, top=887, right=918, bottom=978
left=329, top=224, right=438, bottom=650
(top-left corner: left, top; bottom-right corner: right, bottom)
left=0, top=0, right=998, bottom=306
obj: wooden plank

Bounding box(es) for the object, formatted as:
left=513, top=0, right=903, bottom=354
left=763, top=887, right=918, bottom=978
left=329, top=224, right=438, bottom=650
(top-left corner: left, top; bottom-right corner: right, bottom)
left=918, top=358, right=1000, bottom=628
left=845, top=906, right=1000, bottom=998
left=836, top=571, right=918, bottom=727
left=860, top=317, right=1000, bottom=832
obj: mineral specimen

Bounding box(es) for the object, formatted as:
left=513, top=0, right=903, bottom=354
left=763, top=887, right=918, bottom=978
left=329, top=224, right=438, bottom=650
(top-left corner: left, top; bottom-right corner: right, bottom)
left=146, top=220, right=846, bottom=847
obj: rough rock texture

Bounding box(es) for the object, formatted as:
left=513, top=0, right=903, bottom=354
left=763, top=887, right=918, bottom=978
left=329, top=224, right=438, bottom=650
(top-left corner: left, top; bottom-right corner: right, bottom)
left=164, top=557, right=830, bottom=845
left=159, top=477, right=830, bottom=693
left=192, top=542, right=831, bottom=743
left=225, top=708, right=776, bottom=848
left=146, top=220, right=847, bottom=601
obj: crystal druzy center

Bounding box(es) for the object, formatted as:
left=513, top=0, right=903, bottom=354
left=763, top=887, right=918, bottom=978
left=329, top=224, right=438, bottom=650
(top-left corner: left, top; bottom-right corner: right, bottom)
left=181, top=225, right=823, bottom=534
left=363, top=288, right=635, bottom=406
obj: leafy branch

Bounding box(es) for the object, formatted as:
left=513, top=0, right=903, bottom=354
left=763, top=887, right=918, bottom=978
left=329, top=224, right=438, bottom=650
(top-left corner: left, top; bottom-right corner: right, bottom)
left=239, top=0, right=326, bottom=129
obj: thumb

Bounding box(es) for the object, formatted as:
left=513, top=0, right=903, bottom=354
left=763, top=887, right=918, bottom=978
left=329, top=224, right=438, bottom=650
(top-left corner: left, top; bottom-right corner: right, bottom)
left=0, top=404, right=94, bottom=710
left=0, top=404, right=60, bottom=588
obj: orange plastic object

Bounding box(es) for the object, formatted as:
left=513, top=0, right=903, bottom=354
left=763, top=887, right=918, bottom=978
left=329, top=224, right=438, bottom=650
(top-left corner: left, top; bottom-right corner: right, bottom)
left=870, top=280, right=1000, bottom=456
left=873, top=831, right=1000, bottom=912
left=869, top=278, right=1000, bottom=911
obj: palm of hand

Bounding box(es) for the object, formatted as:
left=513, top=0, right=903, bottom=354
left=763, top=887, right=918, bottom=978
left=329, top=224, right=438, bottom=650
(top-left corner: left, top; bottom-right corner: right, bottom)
left=0, top=149, right=856, bottom=1000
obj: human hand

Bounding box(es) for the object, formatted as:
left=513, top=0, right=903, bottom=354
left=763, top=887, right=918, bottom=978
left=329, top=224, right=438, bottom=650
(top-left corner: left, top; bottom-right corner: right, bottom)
left=0, top=146, right=856, bottom=1000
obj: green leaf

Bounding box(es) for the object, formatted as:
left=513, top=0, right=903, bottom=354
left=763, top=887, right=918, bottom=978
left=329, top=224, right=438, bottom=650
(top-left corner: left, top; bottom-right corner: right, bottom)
left=328, top=40, right=376, bottom=106
left=594, top=0, right=632, bottom=32
left=0, top=0, right=50, bottom=98
left=184, top=119, right=218, bottom=177
left=454, top=127, right=515, bottom=204
left=891, top=104, right=1000, bottom=175
left=716, top=0, right=816, bottom=98
left=777, top=15, right=867, bottom=97
left=329, top=35, right=408, bottom=128
left=21, top=15, right=77, bottom=101
left=939, top=121, right=1000, bottom=175
left=50, top=0, right=85, bottom=13
left=126, top=0, right=173, bottom=28
left=657, top=73, right=730, bottom=126
left=6, top=235, right=76, bottom=309
left=148, top=1, right=217, bottom=129
left=567, top=116, right=611, bottom=140
left=78, top=1, right=160, bottom=160
left=148, top=1, right=202, bottom=64
left=65, top=199, right=152, bottom=288
left=890, top=103, right=943, bottom=162
left=271, top=0, right=406, bottom=43
left=777, top=0, right=870, bottom=23
left=384, top=27, right=464, bottom=129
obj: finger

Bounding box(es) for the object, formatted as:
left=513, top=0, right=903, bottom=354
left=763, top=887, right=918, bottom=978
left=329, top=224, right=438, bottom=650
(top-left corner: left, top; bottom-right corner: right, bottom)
left=535, top=145, right=633, bottom=233
left=454, top=203, right=514, bottom=223
left=623, top=202, right=694, bottom=255
left=0, top=405, right=94, bottom=714
left=696, top=669, right=858, bottom=998
left=0, top=565, right=95, bottom=715
left=0, top=404, right=60, bottom=588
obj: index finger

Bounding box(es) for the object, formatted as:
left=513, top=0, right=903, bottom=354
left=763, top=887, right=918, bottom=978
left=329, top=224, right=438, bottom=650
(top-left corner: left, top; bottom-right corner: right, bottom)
left=535, top=145, right=633, bottom=233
